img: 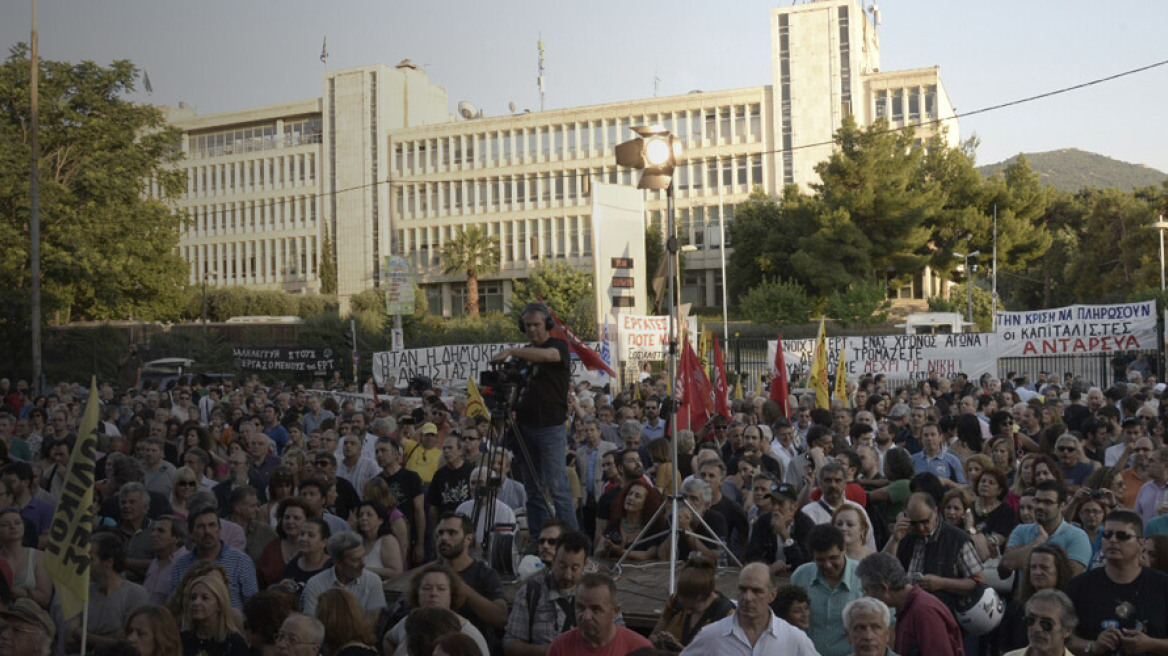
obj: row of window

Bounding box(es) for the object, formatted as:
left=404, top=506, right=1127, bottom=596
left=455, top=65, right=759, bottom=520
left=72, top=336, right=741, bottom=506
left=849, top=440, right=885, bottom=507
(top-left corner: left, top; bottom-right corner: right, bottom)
left=187, top=196, right=318, bottom=237
left=188, top=118, right=323, bottom=160
left=399, top=215, right=595, bottom=268
left=392, top=156, right=764, bottom=220
left=392, top=103, right=764, bottom=175
left=187, top=153, right=317, bottom=197
left=186, top=236, right=317, bottom=284
left=874, top=86, right=939, bottom=124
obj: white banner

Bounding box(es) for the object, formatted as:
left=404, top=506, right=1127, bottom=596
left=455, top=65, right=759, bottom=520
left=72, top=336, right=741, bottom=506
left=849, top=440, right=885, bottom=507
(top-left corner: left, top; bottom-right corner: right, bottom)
left=767, top=333, right=998, bottom=383
left=616, top=314, right=672, bottom=361
left=372, top=342, right=603, bottom=389
left=995, top=301, right=1156, bottom=357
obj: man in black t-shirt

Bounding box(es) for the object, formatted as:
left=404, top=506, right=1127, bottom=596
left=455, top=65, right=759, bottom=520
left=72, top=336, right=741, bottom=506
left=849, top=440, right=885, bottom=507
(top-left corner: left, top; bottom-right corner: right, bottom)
left=375, top=437, right=425, bottom=565
left=492, top=303, right=578, bottom=536
left=426, top=434, right=474, bottom=531
left=1065, top=509, right=1168, bottom=656
left=437, top=512, right=507, bottom=655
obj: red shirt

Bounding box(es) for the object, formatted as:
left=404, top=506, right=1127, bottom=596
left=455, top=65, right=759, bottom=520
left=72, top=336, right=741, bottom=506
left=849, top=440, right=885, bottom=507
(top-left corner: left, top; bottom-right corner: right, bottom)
left=895, top=586, right=963, bottom=656
left=547, top=627, right=652, bottom=656
left=811, top=482, right=868, bottom=508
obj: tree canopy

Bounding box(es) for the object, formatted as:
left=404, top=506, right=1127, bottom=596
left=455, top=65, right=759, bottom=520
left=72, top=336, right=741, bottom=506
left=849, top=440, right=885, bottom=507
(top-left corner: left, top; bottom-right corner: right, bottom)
left=440, top=225, right=499, bottom=317
left=0, top=46, right=187, bottom=369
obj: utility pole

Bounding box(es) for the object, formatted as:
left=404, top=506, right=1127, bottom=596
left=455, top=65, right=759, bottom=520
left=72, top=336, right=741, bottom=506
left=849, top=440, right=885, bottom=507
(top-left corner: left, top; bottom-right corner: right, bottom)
left=29, top=0, right=42, bottom=391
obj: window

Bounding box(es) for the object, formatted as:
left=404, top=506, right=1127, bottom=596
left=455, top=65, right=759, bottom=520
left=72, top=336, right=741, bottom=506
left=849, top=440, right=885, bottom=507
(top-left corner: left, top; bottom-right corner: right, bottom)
left=875, top=92, right=887, bottom=119
left=749, top=104, right=762, bottom=139
left=925, top=86, right=937, bottom=119
left=892, top=92, right=904, bottom=122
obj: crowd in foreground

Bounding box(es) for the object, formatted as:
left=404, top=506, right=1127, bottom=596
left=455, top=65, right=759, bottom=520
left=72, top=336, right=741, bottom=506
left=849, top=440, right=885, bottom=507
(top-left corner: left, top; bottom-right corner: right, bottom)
left=0, top=360, right=1166, bottom=656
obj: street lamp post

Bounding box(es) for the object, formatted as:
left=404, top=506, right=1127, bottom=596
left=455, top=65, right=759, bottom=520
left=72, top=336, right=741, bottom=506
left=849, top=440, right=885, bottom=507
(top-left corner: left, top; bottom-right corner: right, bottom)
left=1152, top=216, right=1168, bottom=291
left=201, top=272, right=217, bottom=334
left=953, top=250, right=980, bottom=327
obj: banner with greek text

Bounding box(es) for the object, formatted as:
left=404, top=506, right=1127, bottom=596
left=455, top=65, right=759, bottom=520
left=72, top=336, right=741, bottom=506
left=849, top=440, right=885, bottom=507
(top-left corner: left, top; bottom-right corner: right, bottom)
left=994, top=301, right=1156, bottom=357
left=616, top=314, right=672, bottom=361
left=767, top=333, right=998, bottom=383
left=233, top=347, right=336, bottom=374
left=372, top=342, right=602, bottom=389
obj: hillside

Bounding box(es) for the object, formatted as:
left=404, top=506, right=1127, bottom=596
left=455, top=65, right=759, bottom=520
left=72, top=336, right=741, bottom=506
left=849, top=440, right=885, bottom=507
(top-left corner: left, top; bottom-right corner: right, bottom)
left=978, top=148, right=1167, bottom=192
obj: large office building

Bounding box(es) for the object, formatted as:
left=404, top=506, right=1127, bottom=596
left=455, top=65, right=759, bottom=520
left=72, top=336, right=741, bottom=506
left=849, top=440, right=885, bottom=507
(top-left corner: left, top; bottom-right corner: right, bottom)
left=165, top=0, right=958, bottom=316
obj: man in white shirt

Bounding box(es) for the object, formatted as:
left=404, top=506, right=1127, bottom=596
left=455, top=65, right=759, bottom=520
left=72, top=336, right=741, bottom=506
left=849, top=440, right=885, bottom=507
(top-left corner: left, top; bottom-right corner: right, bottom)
left=336, top=433, right=380, bottom=498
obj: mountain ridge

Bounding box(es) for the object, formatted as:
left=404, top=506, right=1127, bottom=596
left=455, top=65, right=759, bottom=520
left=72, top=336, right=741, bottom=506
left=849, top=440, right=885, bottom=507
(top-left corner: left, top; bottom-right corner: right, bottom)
left=978, top=148, right=1167, bottom=192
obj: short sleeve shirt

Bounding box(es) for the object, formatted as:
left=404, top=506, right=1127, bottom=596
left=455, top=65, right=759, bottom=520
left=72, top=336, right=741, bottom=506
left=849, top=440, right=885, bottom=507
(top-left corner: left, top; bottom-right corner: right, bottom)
left=1006, top=520, right=1092, bottom=568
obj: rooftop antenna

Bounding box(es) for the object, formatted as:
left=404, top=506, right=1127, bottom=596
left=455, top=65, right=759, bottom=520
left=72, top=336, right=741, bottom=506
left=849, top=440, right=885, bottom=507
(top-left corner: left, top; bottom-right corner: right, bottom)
left=508, top=101, right=517, bottom=114
left=654, top=72, right=661, bottom=98
left=537, top=35, right=546, bottom=111
left=868, top=2, right=882, bottom=28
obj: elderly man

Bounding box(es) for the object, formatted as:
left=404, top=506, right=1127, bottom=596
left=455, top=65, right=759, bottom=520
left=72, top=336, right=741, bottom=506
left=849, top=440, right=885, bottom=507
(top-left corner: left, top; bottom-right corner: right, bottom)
left=683, top=562, right=819, bottom=655
left=883, top=492, right=984, bottom=614
left=546, top=572, right=650, bottom=656
left=1005, top=590, right=1078, bottom=656
left=0, top=599, right=56, bottom=656
left=747, top=482, right=814, bottom=575
left=455, top=466, right=518, bottom=544
left=301, top=532, right=387, bottom=626
left=1134, top=446, right=1168, bottom=522
left=791, top=525, right=865, bottom=656
left=844, top=597, right=898, bottom=656
left=856, top=552, right=963, bottom=656
left=576, top=416, right=617, bottom=539
left=1056, top=434, right=1098, bottom=490
left=274, top=614, right=325, bottom=656
left=1064, top=509, right=1168, bottom=656
left=505, top=531, right=593, bottom=655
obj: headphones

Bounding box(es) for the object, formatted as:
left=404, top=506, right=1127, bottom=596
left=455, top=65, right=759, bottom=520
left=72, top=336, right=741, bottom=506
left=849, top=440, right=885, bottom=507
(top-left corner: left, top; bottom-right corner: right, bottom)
left=517, top=303, right=555, bottom=333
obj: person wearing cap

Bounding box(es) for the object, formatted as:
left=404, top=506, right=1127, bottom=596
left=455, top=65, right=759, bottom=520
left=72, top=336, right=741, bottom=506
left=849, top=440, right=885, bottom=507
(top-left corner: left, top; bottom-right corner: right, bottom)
left=492, top=302, right=579, bottom=536
left=403, top=422, right=443, bottom=485
left=746, top=481, right=814, bottom=574
left=0, top=599, right=55, bottom=656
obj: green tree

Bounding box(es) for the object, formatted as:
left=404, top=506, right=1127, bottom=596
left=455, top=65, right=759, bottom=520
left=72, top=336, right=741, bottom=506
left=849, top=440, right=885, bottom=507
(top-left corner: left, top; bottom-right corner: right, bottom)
left=928, top=282, right=996, bottom=331
left=726, top=187, right=786, bottom=302
left=319, top=231, right=337, bottom=295
left=0, top=47, right=188, bottom=332
left=441, top=225, right=500, bottom=317
left=510, top=261, right=596, bottom=339
left=739, top=277, right=810, bottom=325
left=1066, top=188, right=1158, bottom=301
left=825, top=280, right=892, bottom=327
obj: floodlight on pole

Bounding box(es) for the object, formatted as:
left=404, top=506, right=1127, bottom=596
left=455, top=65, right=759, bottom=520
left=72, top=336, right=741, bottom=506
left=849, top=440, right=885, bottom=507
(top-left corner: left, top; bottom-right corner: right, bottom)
left=614, top=125, right=683, bottom=190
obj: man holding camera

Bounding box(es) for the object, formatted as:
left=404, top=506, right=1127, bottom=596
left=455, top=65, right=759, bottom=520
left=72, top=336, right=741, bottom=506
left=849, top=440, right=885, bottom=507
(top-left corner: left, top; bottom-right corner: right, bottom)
left=493, top=303, right=579, bottom=534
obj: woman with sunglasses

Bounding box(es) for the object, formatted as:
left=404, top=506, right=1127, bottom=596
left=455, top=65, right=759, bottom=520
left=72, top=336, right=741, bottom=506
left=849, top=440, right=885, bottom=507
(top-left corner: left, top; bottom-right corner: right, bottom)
left=170, top=467, right=200, bottom=522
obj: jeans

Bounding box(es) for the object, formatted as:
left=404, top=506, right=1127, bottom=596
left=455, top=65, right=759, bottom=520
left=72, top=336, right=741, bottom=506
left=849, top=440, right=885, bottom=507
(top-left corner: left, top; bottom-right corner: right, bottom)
left=514, top=422, right=578, bottom=535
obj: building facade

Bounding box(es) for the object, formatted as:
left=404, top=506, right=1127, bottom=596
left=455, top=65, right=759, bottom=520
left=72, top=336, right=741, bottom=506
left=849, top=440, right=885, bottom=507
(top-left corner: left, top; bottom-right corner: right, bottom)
left=165, top=0, right=958, bottom=316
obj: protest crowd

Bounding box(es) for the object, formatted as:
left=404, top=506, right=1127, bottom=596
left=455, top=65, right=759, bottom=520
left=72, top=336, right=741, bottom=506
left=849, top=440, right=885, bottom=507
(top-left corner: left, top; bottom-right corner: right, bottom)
left=1, top=335, right=1168, bottom=656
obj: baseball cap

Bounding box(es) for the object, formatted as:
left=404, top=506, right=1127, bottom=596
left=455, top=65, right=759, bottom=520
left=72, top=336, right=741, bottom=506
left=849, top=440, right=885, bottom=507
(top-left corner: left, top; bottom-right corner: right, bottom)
left=0, top=599, right=55, bottom=641
left=421, top=422, right=439, bottom=435
left=768, top=483, right=799, bottom=503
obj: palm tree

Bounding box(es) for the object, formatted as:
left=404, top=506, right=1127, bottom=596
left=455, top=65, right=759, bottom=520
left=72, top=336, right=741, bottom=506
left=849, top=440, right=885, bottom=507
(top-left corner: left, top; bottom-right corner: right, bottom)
left=441, top=226, right=501, bottom=317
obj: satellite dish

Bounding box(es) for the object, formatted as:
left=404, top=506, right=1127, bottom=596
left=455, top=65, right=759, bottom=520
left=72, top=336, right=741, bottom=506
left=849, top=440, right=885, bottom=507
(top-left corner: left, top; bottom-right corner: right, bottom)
left=457, top=101, right=479, bottom=120
left=508, top=101, right=517, bottom=114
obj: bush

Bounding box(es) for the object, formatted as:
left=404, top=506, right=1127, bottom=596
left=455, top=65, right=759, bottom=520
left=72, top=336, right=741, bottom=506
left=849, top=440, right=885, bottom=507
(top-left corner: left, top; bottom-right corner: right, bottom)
left=740, top=277, right=811, bottom=325
left=825, top=280, right=892, bottom=327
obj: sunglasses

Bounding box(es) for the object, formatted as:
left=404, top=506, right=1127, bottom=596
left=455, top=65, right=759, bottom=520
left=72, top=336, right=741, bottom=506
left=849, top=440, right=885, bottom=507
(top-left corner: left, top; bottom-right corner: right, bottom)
left=1056, top=447, right=1077, bottom=453
left=314, top=461, right=331, bottom=467
left=177, top=481, right=197, bottom=487
left=537, top=537, right=558, bottom=546
left=1024, top=615, right=1056, bottom=632
left=1101, top=530, right=1137, bottom=542
left=907, top=516, right=933, bottom=527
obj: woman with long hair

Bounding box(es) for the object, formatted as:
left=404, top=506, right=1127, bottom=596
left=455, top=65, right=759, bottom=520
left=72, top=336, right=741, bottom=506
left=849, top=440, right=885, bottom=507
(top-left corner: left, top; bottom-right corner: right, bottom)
left=1031, top=454, right=1065, bottom=488
left=170, top=466, right=200, bottom=521
left=597, top=480, right=665, bottom=560
left=1067, top=493, right=1108, bottom=569
left=648, top=437, right=674, bottom=492
left=315, top=588, right=379, bottom=656
left=971, top=467, right=1016, bottom=561
left=650, top=555, right=735, bottom=650
left=1084, top=466, right=1128, bottom=508
left=280, top=449, right=312, bottom=487
left=256, top=497, right=310, bottom=589
left=362, top=477, right=410, bottom=568
left=167, top=560, right=230, bottom=623
left=0, top=507, right=51, bottom=606
left=278, top=518, right=332, bottom=594
left=1142, top=534, right=1168, bottom=575
left=260, top=466, right=298, bottom=527
left=996, top=544, right=1075, bottom=654
left=963, top=453, right=993, bottom=491
left=125, top=605, right=183, bottom=656
left=953, top=414, right=985, bottom=460
left=355, top=500, right=404, bottom=581
left=1010, top=453, right=1039, bottom=501
left=179, top=575, right=249, bottom=656
left=382, top=564, right=489, bottom=656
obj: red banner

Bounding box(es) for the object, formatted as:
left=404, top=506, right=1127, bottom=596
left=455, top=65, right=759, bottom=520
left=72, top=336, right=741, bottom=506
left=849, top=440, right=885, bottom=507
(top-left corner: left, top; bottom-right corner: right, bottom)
left=769, top=332, right=790, bottom=418
left=712, top=336, right=731, bottom=421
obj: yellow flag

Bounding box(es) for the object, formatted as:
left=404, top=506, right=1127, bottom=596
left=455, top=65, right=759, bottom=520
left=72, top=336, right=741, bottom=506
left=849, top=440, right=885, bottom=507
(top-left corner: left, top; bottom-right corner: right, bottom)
left=466, top=378, right=489, bottom=420
left=809, top=318, right=830, bottom=409
left=732, top=372, right=744, bottom=400
left=833, top=342, right=848, bottom=403
left=44, top=375, right=99, bottom=619
left=699, top=326, right=711, bottom=371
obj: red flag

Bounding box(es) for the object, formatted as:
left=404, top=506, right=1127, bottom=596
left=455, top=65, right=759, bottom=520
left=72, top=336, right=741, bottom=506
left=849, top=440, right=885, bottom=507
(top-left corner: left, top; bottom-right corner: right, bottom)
left=712, top=336, right=731, bottom=421
left=543, top=302, right=617, bottom=376
left=770, top=333, right=790, bottom=419
left=678, top=338, right=715, bottom=433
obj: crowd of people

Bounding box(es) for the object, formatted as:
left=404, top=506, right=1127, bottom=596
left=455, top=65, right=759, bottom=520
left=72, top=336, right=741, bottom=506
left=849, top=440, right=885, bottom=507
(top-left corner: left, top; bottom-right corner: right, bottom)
left=1, top=345, right=1168, bottom=656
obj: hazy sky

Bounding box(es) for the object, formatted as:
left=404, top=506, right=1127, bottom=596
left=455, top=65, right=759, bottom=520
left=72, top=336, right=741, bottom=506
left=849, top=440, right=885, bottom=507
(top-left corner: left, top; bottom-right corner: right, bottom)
left=4, top=0, right=1167, bottom=172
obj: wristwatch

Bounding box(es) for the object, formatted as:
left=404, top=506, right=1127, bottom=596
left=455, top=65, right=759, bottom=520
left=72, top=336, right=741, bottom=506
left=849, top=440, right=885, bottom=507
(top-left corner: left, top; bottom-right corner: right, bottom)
left=783, top=537, right=795, bottom=548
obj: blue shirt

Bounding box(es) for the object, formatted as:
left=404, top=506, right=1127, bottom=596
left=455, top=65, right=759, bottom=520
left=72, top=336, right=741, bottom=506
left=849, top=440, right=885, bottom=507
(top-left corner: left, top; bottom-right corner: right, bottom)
left=1006, top=520, right=1092, bottom=568
left=790, top=556, right=864, bottom=656
left=170, top=541, right=258, bottom=609
left=911, top=450, right=966, bottom=484
left=1147, top=513, right=1168, bottom=537
left=264, top=424, right=290, bottom=454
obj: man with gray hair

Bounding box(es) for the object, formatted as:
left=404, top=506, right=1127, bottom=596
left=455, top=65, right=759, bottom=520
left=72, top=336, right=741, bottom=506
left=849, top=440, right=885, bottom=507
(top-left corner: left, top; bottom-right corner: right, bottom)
left=0, top=599, right=56, bottom=656
left=301, top=531, right=386, bottom=625
left=855, top=552, right=962, bottom=656
left=275, top=613, right=325, bottom=656
left=801, top=461, right=877, bottom=551
left=1004, top=590, right=1078, bottom=656
left=455, top=466, right=518, bottom=543
left=843, top=597, right=896, bottom=656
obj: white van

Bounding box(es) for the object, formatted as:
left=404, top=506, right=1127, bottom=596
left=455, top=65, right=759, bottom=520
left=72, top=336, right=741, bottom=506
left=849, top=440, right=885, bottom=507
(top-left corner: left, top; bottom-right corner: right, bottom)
left=898, top=312, right=971, bottom=335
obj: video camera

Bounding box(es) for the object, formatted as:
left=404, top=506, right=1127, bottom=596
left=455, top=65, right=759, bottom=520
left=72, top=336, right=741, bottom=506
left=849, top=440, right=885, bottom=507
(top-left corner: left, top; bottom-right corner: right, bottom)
left=478, top=359, right=531, bottom=415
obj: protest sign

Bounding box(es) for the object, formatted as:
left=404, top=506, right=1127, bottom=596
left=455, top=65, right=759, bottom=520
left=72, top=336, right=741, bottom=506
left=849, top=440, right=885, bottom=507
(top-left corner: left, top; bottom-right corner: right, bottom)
left=995, top=301, right=1156, bottom=357
left=616, top=314, right=672, bottom=361
left=233, top=347, right=336, bottom=374
left=768, top=333, right=997, bottom=383
left=372, top=342, right=603, bottom=389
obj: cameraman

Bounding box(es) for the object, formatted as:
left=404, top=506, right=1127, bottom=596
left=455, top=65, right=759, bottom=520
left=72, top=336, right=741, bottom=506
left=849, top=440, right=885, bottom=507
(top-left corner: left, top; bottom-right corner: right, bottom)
left=492, top=303, right=579, bottom=534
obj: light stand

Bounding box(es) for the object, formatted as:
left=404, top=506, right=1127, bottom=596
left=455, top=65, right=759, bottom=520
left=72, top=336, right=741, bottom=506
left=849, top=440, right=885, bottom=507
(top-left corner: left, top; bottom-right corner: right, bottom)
left=614, top=126, right=740, bottom=593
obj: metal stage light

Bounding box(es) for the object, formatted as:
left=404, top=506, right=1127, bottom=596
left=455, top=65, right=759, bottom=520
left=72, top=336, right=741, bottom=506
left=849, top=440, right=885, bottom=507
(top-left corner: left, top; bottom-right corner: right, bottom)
left=615, top=125, right=683, bottom=190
